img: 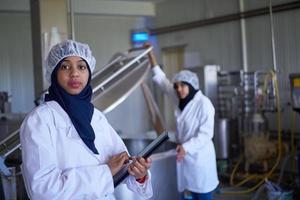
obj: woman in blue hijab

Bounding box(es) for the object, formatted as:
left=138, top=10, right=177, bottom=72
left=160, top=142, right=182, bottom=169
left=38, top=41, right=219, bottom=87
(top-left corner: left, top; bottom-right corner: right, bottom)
left=20, top=40, right=153, bottom=200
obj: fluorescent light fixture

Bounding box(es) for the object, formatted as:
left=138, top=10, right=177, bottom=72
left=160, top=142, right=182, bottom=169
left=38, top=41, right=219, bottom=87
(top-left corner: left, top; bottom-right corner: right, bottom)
left=131, top=30, right=149, bottom=45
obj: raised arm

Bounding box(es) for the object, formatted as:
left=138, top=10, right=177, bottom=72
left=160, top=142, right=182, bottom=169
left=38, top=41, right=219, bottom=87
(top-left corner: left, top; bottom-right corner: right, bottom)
left=147, top=44, right=178, bottom=105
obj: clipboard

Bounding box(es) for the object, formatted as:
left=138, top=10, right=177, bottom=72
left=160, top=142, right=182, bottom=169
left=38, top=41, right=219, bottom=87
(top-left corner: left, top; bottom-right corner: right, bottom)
left=113, top=131, right=169, bottom=187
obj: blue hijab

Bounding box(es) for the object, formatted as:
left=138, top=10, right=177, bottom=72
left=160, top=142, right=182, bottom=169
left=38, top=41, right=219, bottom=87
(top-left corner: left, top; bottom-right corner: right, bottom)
left=45, top=59, right=99, bottom=154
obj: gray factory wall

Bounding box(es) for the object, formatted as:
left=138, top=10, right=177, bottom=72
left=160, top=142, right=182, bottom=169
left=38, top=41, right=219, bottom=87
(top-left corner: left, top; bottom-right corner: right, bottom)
left=153, top=0, right=239, bottom=28
left=152, top=0, right=300, bottom=132
left=0, top=12, right=34, bottom=113
left=154, top=21, right=243, bottom=71
left=243, top=0, right=296, bottom=11
left=75, top=14, right=152, bottom=136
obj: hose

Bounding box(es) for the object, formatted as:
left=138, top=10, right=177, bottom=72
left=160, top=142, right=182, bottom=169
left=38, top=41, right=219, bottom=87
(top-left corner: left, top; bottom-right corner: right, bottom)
left=233, top=174, right=262, bottom=188
left=230, top=155, right=243, bottom=186
left=291, top=110, right=296, bottom=156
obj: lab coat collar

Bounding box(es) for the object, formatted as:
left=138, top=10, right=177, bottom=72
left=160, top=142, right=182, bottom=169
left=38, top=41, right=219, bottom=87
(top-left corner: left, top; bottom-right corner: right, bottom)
left=45, top=101, right=102, bottom=161
left=45, top=101, right=83, bottom=139
left=45, top=101, right=71, bottom=126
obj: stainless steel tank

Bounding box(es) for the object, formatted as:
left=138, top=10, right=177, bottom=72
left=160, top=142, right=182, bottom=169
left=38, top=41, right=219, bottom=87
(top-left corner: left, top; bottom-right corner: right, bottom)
left=214, top=118, right=230, bottom=159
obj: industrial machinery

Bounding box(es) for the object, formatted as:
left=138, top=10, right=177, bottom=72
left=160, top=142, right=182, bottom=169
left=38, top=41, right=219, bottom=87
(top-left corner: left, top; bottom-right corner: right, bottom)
left=290, top=73, right=300, bottom=113
left=191, top=66, right=282, bottom=196
left=289, top=73, right=300, bottom=190
left=194, top=67, right=278, bottom=167
left=0, top=46, right=179, bottom=200
left=215, top=69, right=298, bottom=198
left=0, top=92, right=24, bottom=199
left=215, top=70, right=277, bottom=162
left=0, top=92, right=11, bottom=114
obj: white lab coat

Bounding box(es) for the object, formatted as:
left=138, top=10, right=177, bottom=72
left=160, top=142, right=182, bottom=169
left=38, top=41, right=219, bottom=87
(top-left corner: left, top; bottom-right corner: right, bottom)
left=20, top=101, right=153, bottom=200
left=152, top=66, right=219, bottom=193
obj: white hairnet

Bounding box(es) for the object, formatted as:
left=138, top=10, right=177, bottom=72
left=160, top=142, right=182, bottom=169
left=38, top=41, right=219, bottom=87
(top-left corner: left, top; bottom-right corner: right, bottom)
left=45, top=40, right=96, bottom=82
left=172, top=70, right=199, bottom=90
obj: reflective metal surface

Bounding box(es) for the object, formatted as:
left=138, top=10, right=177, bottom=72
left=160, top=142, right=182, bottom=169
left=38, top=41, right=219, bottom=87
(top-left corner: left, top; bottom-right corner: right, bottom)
left=0, top=115, right=24, bottom=176
left=91, top=47, right=152, bottom=114
left=214, top=118, right=230, bottom=159
left=114, top=138, right=179, bottom=200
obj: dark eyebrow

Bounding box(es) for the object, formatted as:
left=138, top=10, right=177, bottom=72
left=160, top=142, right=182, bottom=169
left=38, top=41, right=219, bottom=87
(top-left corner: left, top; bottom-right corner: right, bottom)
left=77, top=60, right=86, bottom=63
left=63, top=58, right=84, bottom=62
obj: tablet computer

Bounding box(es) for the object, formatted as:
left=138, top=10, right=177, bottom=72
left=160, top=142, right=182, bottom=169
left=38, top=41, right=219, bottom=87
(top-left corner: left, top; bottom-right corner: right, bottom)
left=113, top=131, right=169, bottom=187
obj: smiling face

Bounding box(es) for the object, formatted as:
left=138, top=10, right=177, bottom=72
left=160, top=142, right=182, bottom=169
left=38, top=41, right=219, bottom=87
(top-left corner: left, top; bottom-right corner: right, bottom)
left=56, top=56, right=90, bottom=95
left=174, top=82, right=190, bottom=99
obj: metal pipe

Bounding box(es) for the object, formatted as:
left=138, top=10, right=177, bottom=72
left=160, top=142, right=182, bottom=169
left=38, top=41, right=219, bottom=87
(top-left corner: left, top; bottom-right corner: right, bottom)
left=68, top=0, right=75, bottom=40
left=3, top=144, right=21, bottom=158
left=269, top=0, right=278, bottom=72
left=239, top=0, right=248, bottom=72
left=0, top=129, right=19, bottom=147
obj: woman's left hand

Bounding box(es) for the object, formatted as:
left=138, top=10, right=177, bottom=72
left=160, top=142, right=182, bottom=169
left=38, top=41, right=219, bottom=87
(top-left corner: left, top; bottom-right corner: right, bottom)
left=128, top=157, right=152, bottom=179
left=176, top=144, right=186, bottom=161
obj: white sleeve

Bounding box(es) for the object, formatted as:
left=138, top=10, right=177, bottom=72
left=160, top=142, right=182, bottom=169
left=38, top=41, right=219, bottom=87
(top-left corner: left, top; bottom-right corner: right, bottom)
left=106, top=124, right=153, bottom=199
left=152, top=65, right=178, bottom=105
left=125, top=171, right=153, bottom=199
left=182, top=101, right=215, bottom=154
left=20, top=111, right=114, bottom=200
